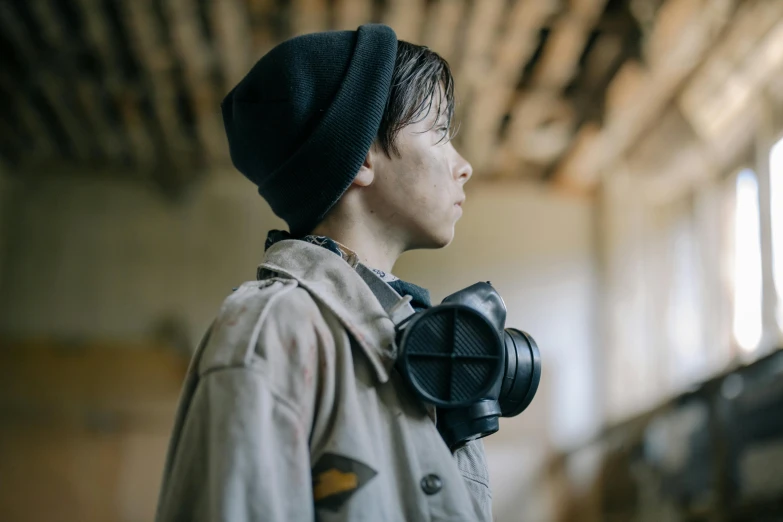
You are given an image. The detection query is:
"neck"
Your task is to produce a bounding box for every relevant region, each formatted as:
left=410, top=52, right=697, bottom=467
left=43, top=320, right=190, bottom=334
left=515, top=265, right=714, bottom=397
left=311, top=216, right=405, bottom=274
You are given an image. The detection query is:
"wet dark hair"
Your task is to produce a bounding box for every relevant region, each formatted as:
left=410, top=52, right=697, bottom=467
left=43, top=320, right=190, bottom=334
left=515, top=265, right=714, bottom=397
left=375, top=41, right=458, bottom=157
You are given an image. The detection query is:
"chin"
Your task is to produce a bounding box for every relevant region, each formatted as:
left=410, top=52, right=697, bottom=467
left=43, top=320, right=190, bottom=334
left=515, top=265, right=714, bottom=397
left=407, top=218, right=457, bottom=250
left=422, top=227, right=456, bottom=249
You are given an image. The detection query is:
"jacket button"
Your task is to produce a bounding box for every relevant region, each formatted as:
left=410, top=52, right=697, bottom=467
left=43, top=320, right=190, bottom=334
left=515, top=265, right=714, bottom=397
left=420, top=474, right=442, bottom=495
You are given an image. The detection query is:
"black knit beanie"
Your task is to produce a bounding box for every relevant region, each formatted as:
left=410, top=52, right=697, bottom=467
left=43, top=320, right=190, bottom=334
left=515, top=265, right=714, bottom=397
left=221, top=24, right=398, bottom=236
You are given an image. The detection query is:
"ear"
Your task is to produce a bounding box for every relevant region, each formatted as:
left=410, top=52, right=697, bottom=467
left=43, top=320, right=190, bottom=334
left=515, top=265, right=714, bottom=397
left=352, top=148, right=375, bottom=187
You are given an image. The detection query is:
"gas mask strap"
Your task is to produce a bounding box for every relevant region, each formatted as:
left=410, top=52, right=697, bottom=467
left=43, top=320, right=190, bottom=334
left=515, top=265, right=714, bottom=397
left=354, top=264, right=416, bottom=325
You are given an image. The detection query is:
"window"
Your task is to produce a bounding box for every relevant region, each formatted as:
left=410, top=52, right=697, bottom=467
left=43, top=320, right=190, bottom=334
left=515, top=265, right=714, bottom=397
left=771, top=137, right=783, bottom=333
left=733, top=169, right=763, bottom=352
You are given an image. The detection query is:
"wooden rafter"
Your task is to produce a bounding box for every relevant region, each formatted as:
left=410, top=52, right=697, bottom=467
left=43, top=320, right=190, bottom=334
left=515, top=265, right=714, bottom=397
left=450, top=0, right=508, bottom=172
left=626, top=105, right=699, bottom=177
left=464, top=0, right=558, bottom=172
left=118, top=0, right=192, bottom=171
left=578, top=32, right=626, bottom=94
left=532, top=0, right=608, bottom=90
left=0, top=70, right=57, bottom=161
left=246, top=0, right=276, bottom=57
left=333, top=0, right=372, bottom=31
left=554, top=0, right=737, bottom=190
left=627, top=106, right=713, bottom=203
left=211, top=0, right=253, bottom=94
left=165, top=0, right=228, bottom=165
left=455, top=0, right=505, bottom=100
left=491, top=0, right=607, bottom=178
left=0, top=3, right=92, bottom=161
left=31, top=0, right=126, bottom=163
left=678, top=0, right=783, bottom=142
left=0, top=0, right=770, bottom=198
left=293, top=0, right=328, bottom=36
left=73, top=0, right=155, bottom=167
left=637, top=11, right=783, bottom=203
left=383, top=0, right=426, bottom=43
left=421, top=0, right=465, bottom=63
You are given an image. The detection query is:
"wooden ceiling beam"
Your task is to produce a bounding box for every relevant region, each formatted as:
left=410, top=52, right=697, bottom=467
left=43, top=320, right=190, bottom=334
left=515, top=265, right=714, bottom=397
left=211, top=0, right=253, bottom=93
left=603, top=60, right=647, bottom=127
left=580, top=32, right=625, bottom=91
left=625, top=105, right=699, bottom=176
left=74, top=0, right=155, bottom=167
left=551, top=122, right=600, bottom=194
left=553, top=0, right=736, bottom=191
left=491, top=0, right=606, bottom=177
left=564, top=31, right=627, bottom=129
left=627, top=105, right=716, bottom=204
left=455, top=0, right=505, bottom=98
left=422, top=0, right=465, bottom=63
left=531, top=17, right=588, bottom=89
left=0, top=3, right=93, bottom=162
left=0, top=70, right=57, bottom=162
left=383, top=0, right=426, bottom=43
left=334, top=0, right=373, bottom=31
left=511, top=92, right=574, bottom=161
left=464, top=0, right=558, bottom=173
left=165, top=0, right=229, bottom=165
left=457, top=0, right=544, bottom=171
left=293, top=0, right=329, bottom=36
left=768, top=63, right=783, bottom=108
left=118, top=0, right=192, bottom=171
left=31, top=0, right=126, bottom=164
left=532, top=0, right=608, bottom=90
left=645, top=14, right=783, bottom=203
left=678, top=1, right=783, bottom=142
left=554, top=59, right=646, bottom=189
left=246, top=0, right=276, bottom=57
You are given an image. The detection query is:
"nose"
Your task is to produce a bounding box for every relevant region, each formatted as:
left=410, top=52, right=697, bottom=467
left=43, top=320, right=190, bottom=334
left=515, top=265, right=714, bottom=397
left=453, top=150, right=473, bottom=185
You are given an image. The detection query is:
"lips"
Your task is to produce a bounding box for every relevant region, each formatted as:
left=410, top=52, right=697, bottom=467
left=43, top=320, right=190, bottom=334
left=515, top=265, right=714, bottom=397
left=454, top=198, right=465, bottom=217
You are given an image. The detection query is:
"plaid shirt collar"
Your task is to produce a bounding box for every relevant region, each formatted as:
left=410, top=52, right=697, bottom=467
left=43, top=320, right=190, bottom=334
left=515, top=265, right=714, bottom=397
left=265, top=230, right=431, bottom=311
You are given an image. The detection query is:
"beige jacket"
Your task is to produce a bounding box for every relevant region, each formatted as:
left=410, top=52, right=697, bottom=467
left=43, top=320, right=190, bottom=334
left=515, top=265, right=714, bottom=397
left=156, top=239, right=493, bottom=521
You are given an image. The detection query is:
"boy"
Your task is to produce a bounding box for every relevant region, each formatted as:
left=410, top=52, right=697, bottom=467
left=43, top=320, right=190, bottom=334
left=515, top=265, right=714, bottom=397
left=156, top=24, right=490, bottom=521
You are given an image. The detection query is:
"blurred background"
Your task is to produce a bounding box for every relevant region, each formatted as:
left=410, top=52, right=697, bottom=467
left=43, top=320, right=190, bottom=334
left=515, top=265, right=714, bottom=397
left=0, top=0, right=782, bottom=521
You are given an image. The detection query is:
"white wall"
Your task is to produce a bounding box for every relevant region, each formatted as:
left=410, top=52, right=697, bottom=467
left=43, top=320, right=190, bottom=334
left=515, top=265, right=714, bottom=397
left=0, top=172, right=597, bottom=521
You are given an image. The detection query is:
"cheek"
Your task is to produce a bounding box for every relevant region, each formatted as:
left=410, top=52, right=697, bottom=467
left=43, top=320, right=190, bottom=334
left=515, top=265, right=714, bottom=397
left=386, top=140, right=453, bottom=216
left=414, top=150, right=449, bottom=192
left=392, top=153, right=432, bottom=202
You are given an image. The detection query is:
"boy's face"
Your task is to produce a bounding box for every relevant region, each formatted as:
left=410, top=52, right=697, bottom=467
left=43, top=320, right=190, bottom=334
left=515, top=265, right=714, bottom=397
left=368, top=106, right=473, bottom=250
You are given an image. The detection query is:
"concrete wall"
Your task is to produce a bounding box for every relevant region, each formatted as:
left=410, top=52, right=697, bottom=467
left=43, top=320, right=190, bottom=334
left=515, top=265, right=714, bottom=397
left=0, top=343, right=186, bottom=522
left=0, top=167, right=19, bottom=284
left=0, top=172, right=284, bottom=347
left=0, top=171, right=597, bottom=521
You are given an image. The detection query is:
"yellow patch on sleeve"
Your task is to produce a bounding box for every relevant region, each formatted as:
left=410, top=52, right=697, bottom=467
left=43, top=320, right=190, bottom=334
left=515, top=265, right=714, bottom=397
left=311, top=452, right=377, bottom=511
left=313, top=468, right=359, bottom=501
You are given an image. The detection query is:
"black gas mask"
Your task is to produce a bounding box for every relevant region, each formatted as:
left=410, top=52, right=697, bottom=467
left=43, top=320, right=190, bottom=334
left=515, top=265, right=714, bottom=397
left=395, top=282, right=541, bottom=450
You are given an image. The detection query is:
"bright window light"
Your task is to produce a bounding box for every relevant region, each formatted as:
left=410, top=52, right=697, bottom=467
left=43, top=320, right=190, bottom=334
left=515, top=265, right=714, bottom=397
left=771, top=137, right=783, bottom=332
left=733, top=169, right=763, bottom=352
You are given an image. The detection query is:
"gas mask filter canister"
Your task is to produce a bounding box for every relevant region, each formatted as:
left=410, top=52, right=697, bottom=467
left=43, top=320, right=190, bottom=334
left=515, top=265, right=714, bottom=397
left=394, top=282, right=541, bottom=450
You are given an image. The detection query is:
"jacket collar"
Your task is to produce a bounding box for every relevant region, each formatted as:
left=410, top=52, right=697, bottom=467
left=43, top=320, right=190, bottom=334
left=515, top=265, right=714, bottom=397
left=259, top=239, right=404, bottom=383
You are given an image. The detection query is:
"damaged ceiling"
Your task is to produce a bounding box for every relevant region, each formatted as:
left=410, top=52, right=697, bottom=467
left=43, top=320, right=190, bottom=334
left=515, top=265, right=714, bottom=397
left=0, top=0, right=780, bottom=197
